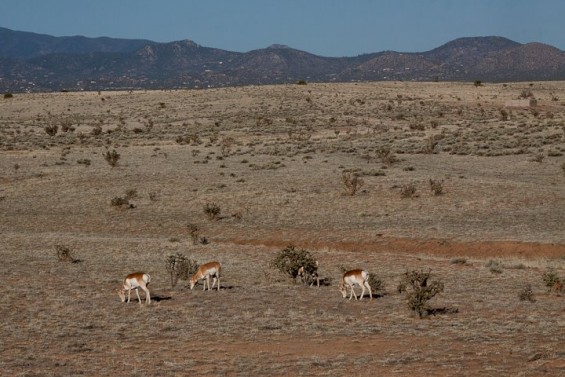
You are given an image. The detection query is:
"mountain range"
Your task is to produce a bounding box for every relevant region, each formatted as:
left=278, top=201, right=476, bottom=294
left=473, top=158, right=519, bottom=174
left=1, top=27, right=564, bottom=92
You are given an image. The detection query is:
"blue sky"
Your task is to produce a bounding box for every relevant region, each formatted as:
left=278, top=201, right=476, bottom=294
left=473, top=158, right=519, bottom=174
left=1, top=0, right=563, bottom=57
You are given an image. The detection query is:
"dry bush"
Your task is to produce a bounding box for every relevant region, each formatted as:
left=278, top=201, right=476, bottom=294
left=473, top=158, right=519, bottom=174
left=220, top=137, right=235, bottom=156
left=486, top=260, right=503, bottom=274
left=519, top=89, right=534, bottom=99
left=530, top=153, right=544, bottom=163
left=341, top=171, right=364, bottom=196
left=368, top=272, right=385, bottom=295
left=187, top=223, right=200, bottom=245
left=397, top=269, right=445, bottom=318
left=450, top=257, right=467, bottom=265
left=44, top=125, right=58, bottom=136
left=409, top=122, right=426, bottom=131
left=110, top=196, right=129, bottom=207
left=429, top=179, right=444, bottom=196
left=165, top=253, right=199, bottom=288
left=124, top=189, right=138, bottom=200
left=91, top=125, right=102, bottom=136
left=204, top=202, right=221, bottom=221
left=424, top=135, right=442, bottom=154
left=376, top=147, right=397, bottom=165
left=271, top=245, right=317, bottom=281
left=400, top=182, right=417, bottom=198
left=55, top=244, right=77, bottom=263
left=542, top=270, right=562, bottom=293
left=499, top=108, right=509, bottom=121
left=518, top=283, right=535, bottom=302
left=103, top=149, right=120, bottom=167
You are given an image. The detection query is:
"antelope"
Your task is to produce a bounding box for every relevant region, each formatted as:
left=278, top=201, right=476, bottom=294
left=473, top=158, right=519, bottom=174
left=339, top=269, right=372, bottom=300
left=190, top=261, right=221, bottom=291
left=117, top=272, right=151, bottom=304
left=298, top=261, right=320, bottom=287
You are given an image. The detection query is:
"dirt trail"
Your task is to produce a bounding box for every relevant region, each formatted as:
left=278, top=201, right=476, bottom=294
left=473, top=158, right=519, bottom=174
left=226, top=236, right=565, bottom=259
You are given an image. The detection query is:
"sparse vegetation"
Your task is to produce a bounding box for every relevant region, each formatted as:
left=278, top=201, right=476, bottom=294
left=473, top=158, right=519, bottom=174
left=44, top=125, right=58, bottom=136
left=341, top=171, right=364, bottom=195
left=271, top=245, right=317, bottom=281
left=518, top=283, right=535, bottom=302
left=486, top=259, right=503, bottom=274
left=397, top=269, right=445, bottom=318
left=204, top=202, right=221, bottom=221
left=429, top=179, right=444, bottom=196
left=103, top=149, right=120, bottom=167
left=542, top=270, right=562, bottom=293
left=450, top=257, right=467, bottom=265
left=165, top=253, right=199, bottom=288
left=187, top=223, right=200, bottom=245
left=110, top=196, right=129, bottom=207
left=55, top=244, right=77, bottom=263
left=2, top=81, right=564, bottom=376
left=400, top=182, right=417, bottom=198
left=367, top=272, right=385, bottom=294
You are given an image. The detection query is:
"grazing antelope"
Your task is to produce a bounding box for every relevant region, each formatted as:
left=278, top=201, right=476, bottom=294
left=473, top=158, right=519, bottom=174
left=339, top=269, right=372, bottom=300
left=117, top=272, right=151, bottom=304
left=298, top=261, right=320, bottom=287
left=190, top=261, right=221, bottom=291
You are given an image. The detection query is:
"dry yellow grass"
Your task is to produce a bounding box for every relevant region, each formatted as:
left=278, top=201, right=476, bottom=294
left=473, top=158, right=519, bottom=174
left=1, top=81, right=564, bottom=376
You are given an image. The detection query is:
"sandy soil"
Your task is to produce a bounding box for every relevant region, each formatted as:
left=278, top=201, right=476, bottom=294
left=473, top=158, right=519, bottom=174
left=1, top=81, right=564, bottom=376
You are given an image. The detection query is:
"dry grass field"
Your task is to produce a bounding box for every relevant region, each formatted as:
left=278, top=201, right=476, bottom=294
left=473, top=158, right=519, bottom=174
left=1, top=81, right=564, bottom=376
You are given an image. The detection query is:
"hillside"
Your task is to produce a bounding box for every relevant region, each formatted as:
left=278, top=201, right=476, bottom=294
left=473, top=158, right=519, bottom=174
left=0, top=28, right=564, bottom=92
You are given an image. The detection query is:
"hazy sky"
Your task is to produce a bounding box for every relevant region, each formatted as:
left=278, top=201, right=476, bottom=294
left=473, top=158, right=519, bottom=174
left=1, top=0, right=563, bottom=57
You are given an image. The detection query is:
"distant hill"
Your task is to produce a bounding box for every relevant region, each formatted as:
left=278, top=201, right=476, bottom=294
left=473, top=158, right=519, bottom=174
left=0, top=27, right=152, bottom=60
left=0, top=28, right=564, bottom=92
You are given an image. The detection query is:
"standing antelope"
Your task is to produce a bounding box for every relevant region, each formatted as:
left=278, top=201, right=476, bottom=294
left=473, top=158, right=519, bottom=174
left=298, top=261, right=320, bottom=287
left=117, top=272, right=151, bottom=304
left=339, top=269, right=372, bottom=300
left=190, top=261, right=221, bottom=291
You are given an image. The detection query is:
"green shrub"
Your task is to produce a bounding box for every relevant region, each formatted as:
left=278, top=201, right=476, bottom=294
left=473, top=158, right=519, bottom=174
left=271, top=245, right=317, bottom=280
left=398, top=270, right=444, bottom=318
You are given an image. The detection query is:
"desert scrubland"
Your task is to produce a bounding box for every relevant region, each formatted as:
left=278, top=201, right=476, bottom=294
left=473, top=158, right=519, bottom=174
left=1, top=81, right=564, bottom=376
